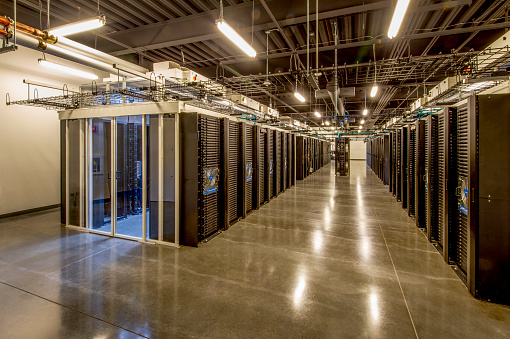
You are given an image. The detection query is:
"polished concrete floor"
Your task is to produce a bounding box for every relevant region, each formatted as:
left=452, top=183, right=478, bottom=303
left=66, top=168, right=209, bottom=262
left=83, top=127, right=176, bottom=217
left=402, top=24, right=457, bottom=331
left=1, top=160, right=510, bottom=338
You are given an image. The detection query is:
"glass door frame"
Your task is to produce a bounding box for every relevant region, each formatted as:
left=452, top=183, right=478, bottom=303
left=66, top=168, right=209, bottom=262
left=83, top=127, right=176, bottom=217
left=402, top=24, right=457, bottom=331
left=61, top=102, right=181, bottom=247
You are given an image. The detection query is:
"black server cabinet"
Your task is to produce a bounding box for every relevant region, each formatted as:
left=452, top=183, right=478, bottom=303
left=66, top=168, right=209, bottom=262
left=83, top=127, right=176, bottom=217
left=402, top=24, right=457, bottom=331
left=253, top=126, right=261, bottom=210
left=450, top=95, right=510, bottom=304
left=335, top=137, right=350, bottom=176
left=438, top=107, right=457, bottom=260
left=180, top=113, right=222, bottom=247
left=281, top=132, right=287, bottom=193
left=396, top=129, right=402, bottom=201
left=425, top=114, right=439, bottom=242
left=401, top=127, right=408, bottom=209
left=220, top=119, right=242, bottom=230
left=274, top=130, right=281, bottom=195
left=366, top=139, right=371, bottom=168
left=290, top=134, right=296, bottom=186
left=384, top=135, right=390, bottom=185
left=415, top=120, right=426, bottom=228
left=257, top=127, right=268, bottom=206
left=296, top=136, right=305, bottom=180
left=268, top=129, right=275, bottom=199
left=240, top=122, right=256, bottom=218
left=286, top=133, right=292, bottom=189
left=407, top=125, right=416, bottom=218
left=391, top=131, right=397, bottom=195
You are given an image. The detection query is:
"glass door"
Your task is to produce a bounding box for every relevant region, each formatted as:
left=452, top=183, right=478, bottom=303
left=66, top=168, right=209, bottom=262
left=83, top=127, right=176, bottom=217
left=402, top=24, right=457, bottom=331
left=115, top=115, right=144, bottom=239
left=90, top=117, right=112, bottom=233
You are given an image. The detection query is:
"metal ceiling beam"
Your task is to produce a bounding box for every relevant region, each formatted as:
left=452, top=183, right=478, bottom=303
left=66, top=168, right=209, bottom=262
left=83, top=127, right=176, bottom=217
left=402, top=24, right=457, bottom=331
left=107, top=0, right=469, bottom=56
left=217, top=22, right=510, bottom=65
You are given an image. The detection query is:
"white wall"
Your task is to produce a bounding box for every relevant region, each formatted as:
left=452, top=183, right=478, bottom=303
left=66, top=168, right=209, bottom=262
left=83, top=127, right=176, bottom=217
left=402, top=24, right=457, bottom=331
left=0, top=46, right=82, bottom=215
left=349, top=140, right=366, bottom=160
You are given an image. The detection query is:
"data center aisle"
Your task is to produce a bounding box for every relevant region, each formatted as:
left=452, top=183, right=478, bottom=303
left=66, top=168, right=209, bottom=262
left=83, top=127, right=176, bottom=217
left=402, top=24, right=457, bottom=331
left=1, top=161, right=510, bottom=338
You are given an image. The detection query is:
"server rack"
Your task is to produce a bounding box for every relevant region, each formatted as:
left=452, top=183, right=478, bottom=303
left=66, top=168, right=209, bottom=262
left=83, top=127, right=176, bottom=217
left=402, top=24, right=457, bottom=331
left=281, top=132, right=287, bottom=193
left=366, top=139, right=372, bottom=168
left=268, top=129, right=275, bottom=199
left=220, top=118, right=242, bottom=230
left=239, top=122, right=256, bottom=217
left=274, top=130, right=281, bottom=195
left=384, top=135, right=390, bottom=185
left=335, top=137, right=350, bottom=176
left=391, top=131, right=397, bottom=195
left=296, top=136, right=305, bottom=180
left=286, top=133, right=292, bottom=189
left=290, top=134, right=296, bottom=186
left=448, top=94, right=510, bottom=304
left=407, top=125, right=416, bottom=218
left=401, top=127, right=408, bottom=208
left=396, top=128, right=402, bottom=201
left=415, top=120, right=426, bottom=228
left=425, top=114, right=439, bottom=241
left=180, top=113, right=222, bottom=246
left=438, top=107, right=457, bottom=260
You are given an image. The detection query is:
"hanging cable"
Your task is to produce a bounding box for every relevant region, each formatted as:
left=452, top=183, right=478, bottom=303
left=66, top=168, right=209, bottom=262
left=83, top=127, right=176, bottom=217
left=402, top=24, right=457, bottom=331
left=220, top=0, right=223, bottom=20
left=47, top=0, right=50, bottom=29
left=39, top=0, right=43, bottom=31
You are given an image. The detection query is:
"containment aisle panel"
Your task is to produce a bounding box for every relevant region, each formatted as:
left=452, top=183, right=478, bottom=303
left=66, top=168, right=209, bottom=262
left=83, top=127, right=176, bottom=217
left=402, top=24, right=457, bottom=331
left=407, top=126, right=416, bottom=218
left=425, top=114, right=439, bottom=242
left=415, top=120, right=426, bottom=228
left=286, top=133, right=292, bottom=189
left=290, top=134, right=296, bottom=186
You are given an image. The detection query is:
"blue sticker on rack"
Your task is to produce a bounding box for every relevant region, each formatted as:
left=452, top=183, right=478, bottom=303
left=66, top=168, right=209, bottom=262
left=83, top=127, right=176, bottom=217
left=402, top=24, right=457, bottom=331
left=459, top=205, right=468, bottom=215
left=205, top=187, right=218, bottom=195
left=209, top=174, right=213, bottom=181
left=464, top=188, right=468, bottom=197
left=246, top=176, right=252, bottom=182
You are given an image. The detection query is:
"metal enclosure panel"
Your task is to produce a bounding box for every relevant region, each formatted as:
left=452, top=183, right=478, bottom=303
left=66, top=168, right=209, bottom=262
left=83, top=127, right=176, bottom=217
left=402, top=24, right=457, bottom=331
left=179, top=113, right=199, bottom=246
left=274, top=130, right=281, bottom=196
left=60, top=120, right=67, bottom=224
left=239, top=122, right=246, bottom=218
left=245, top=124, right=254, bottom=214
left=443, top=107, right=457, bottom=262
left=474, top=94, right=510, bottom=304
left=281, top=132, right=287, bottom=193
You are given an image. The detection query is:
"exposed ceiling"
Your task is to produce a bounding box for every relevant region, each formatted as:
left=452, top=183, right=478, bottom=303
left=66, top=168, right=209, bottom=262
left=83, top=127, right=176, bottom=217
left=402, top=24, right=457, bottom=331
left=2, top=0, right=510, bottom=129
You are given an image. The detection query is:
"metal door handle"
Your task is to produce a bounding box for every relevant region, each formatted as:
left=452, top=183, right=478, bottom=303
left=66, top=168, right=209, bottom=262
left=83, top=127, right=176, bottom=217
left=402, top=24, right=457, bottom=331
left=116, top=171, right=121, bottom=179
left=108, top=170, right=112, bottom=179
left=456, top=187, right=461, bottom=197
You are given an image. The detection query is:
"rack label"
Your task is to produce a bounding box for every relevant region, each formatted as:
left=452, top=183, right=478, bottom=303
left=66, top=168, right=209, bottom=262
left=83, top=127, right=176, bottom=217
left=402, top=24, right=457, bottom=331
left=459, top=205, right=468, bottom=215
left=204, top=167, right=219, bottom=195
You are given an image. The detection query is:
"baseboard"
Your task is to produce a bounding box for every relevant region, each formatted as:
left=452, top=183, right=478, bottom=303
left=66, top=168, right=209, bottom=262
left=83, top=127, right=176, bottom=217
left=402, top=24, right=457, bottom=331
left=0, top=204, right=61, bottom=220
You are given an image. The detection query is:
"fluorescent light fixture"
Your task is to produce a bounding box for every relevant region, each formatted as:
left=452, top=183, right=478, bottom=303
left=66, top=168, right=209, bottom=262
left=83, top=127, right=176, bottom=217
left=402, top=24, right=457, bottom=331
left=370, top=84, right=378, bottom=98
left=216, top=19, right=256, bottom=57
left=325, top=120, right=330, bottom=126
left=388, top=0, right=410, bottom=39
left=314, top=111, right=321, bottom=118
left=38, top=59, right=98, bottom=79
left=294, top=91, right=306, bottom=102
left=361, top=119, right=365, bottom=124
left=363, top=109, right=368, bottom=115
left=49, top=15, right=106, bottom=37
